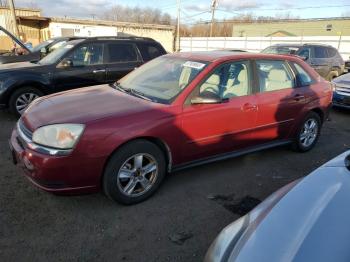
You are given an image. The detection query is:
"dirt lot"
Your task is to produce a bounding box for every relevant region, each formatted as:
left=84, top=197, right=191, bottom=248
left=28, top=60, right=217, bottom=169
left=0, top=108, right=349, bottom=262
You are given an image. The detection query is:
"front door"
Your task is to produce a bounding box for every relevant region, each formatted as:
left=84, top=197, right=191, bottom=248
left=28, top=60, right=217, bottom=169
left=181, top=60, right=258, bottom=163
left=53, top=43, right=106, bottom=91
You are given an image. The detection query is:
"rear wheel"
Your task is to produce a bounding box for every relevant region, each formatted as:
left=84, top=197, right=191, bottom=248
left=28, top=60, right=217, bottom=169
left=9, top=87, right=43, bottom=116
left=103, top=140, right=166, bottom=205
left=326, top=70, right=338, bottom=81
left=292, top=112, right=321, bottom=152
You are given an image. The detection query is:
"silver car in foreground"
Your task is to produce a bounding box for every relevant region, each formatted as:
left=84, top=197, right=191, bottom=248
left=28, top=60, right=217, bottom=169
left=205, top=150, right=350, bottom=262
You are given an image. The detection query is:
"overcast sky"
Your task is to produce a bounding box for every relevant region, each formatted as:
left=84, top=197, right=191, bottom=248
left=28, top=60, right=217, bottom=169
left=14, top=0, right=350, bottom=22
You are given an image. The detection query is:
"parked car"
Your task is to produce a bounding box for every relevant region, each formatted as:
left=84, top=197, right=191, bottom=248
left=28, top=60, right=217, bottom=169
left=332, top=72, right=350, bottom=108
left=0, top=36, right=167, bottom=115
left=9, top=51, right=332, bottom=204
left=204, top=150, right=350, bottom=262
left=261, top=44, right=345, bottom=81
left=345, top=59, right=350, bottom=73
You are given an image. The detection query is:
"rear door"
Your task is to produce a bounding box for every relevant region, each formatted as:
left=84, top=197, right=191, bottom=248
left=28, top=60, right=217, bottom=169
left=105, top=42, right=143, bottom=82
left=181, top=60, right=258, bottom=162
left=53, top=42, right=106, bottom=91
left=252, top=59, right=307, bottom=143
left=309, top=46, right=330, bottom=78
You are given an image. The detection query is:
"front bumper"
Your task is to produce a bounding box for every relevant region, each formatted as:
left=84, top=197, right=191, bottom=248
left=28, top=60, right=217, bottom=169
left=332, top=92, right=350, bottom=109
left=9, top=127, right=102, bottom=194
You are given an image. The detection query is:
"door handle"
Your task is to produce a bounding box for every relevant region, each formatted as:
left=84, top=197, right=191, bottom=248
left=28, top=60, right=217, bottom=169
left=93, top=69, right=106, bottom=74
left=242, top=103, right=257, bottom=112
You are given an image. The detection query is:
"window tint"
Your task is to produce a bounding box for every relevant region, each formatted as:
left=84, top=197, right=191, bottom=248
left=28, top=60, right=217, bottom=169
left=107, top=43, right=138, bottom=63
left=137, top=43, right=164, bottom=61
left=199, top=61, right=250, bottom=99
left=293, top=62, right=313, bottom=86
left=256, top=60, right=294, bottom=92
left=66, top=43, right=103, bottom=66
left=314, top=46, right=328, bottom=58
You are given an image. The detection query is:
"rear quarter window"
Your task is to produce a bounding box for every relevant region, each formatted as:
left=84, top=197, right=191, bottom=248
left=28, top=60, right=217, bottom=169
left=137, top=42, right=165, bottom=62
left=292, top=62, right=314, bottom=86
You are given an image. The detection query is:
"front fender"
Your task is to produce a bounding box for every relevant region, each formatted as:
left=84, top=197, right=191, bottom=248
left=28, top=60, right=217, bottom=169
left=0, top=73, right=51, bottom=105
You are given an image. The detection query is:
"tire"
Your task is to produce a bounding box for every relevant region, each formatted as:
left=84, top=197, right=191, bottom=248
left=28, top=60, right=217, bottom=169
left=326, top=70, right=338, bottom=81
left=292, top=112, right=322, bottom=152
left=9, top=87, right=43, bottom=117
left=103, top=140, right=166, bottom=205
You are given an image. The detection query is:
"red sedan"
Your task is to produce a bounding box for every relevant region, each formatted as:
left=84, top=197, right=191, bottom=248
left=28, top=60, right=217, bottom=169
left=10, top=51, right=333, bottom=204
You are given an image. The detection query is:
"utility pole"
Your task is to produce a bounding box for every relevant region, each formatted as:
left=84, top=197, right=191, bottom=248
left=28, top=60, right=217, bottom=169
left=176, top=0, right=180, bottom=51
left=8, top=0, right=20, bottom=37
left=210, top=0, right=218, bottom=37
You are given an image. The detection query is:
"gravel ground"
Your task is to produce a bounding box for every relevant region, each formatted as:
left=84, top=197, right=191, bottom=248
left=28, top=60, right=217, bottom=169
left=0, top=108, right=349, bottom=262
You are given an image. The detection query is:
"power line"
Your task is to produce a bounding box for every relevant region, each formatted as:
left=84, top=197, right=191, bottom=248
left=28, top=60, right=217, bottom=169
left=216, top=4, right=350, bottom=13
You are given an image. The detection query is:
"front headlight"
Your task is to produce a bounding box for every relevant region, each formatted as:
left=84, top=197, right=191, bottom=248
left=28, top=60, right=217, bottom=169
left=32, top=124, right=85, bottom=149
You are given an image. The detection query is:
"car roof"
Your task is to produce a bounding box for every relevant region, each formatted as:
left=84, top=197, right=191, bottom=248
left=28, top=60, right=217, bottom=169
left=168, top=51, right=299, bottom=63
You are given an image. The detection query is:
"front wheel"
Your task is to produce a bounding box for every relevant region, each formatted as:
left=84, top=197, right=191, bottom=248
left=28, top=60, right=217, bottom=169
left=9, top=87, right=43, bottom=116
left=292, top=112, right=321, bottom=152
left=103, top=140, right=166, bottom=205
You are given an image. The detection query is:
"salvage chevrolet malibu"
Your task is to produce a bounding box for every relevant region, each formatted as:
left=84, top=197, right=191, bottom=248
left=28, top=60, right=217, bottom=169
left=9, top=51, right=333, bottom=204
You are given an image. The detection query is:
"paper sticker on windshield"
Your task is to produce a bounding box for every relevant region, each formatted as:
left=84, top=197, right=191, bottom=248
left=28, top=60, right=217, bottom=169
left=183, top=61, right=205, bottom=70
left=64, top=44, right=74, bottom=49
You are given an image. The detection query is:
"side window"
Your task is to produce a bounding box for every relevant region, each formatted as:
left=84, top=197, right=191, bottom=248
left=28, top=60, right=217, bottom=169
left=66, top=43, right=103, bottom=66
left=327, top=47, right=337, bottom=58
left=314, top=46, right=328, bottom=58
left=199, top=61, right=250, bottom=99
left=256, top=60, right=295, bottom=92
left=293, top=62, right=313, bottom=86
left=107, top=43, right=138, bottom=63
left=137, top=43, right=164, bottom=62
left=297, top=48, right=311, bottom=59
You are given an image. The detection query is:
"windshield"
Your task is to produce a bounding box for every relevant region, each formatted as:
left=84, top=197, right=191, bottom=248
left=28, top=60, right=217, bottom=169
left=117, top=56, right=208, bottom=104
left=32, top=39, right=55, bottom=52
left=262, top=46, right=300, bottom=55
left=38, top=42, right=76, bottom=65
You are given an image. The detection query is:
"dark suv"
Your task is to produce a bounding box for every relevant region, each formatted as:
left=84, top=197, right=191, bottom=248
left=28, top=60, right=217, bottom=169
left=0, top=36, right=166, bottom=115
left=262, top=44, right=345, bottom=81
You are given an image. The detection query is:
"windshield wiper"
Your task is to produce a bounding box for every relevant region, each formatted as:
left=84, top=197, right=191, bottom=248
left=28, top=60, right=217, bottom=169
left=129, top=89, right=152, bottom=101
left=113, top=82, right=131, bottom=93
left=113, top=82, right=153, bottom=102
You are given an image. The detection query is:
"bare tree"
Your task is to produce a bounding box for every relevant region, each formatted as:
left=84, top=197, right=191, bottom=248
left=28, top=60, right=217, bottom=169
left=101, top=4, right=172, bottom=25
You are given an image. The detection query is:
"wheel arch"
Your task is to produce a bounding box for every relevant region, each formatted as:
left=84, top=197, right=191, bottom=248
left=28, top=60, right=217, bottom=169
left=5, top=81, right=48, bottom=106
left=100, top=136, right=173, bottom=186
left=310, top=107, right=325, bottom=124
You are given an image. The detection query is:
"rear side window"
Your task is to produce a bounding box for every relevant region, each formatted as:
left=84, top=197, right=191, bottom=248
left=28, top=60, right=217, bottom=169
left=107, top=43, right=138, bottom=63
left=256, top=60, right=295, bottom=92
left=292, top=62, right=314, bottom=86
left=137, top=43, right=165, bottom=62
left=327, top=47, right=337, bottom=57
left=314, top=46, right=328, bottom=58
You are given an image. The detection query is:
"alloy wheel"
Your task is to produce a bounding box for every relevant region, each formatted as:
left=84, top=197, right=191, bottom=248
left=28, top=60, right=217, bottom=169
left=300, top=118, right=318, bottom=148
left=15, top=93, right=39, bottom=115
left=117, top=153, right=158, bottom=197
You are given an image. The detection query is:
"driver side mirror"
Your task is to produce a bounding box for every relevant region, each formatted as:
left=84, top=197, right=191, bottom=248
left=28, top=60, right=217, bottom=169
left=58, top=58, right=73, bottom=68
left=191, top=92, right=223, bottom=105
left=299, top=55, right=309, bottom=61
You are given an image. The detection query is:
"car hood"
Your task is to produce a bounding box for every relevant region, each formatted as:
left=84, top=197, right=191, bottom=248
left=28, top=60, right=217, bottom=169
left=230, top=150, right=350, bottom=262
left=332, top=73, right=350, bottom=87
left=22, top=85, right=165, bottom=130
